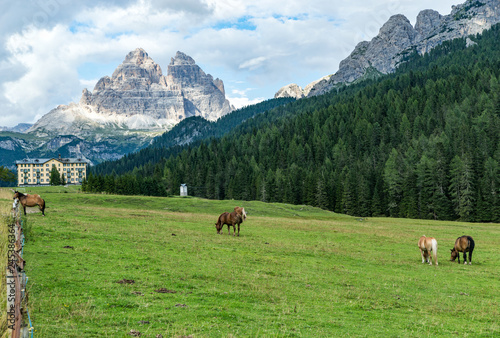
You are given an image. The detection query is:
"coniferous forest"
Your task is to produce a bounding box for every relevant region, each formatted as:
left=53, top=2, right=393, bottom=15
left=85, top=24, right=500, bottom=222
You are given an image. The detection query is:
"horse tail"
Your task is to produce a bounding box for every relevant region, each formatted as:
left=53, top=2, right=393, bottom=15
left=431, top=238, right=438, bottom=265
left=41, top=197, right=46, bottom=215
left=467, top=236, right=475, bottom=253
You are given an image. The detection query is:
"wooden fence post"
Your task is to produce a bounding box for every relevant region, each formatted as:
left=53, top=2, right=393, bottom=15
left=6, top=202, right=31, bottom=338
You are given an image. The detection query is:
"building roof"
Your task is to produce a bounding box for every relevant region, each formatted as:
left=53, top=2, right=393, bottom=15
left=15, top=157, right=89, bottom=165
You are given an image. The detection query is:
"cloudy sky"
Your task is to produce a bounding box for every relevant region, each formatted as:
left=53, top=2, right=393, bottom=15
left=0, top=0, right=459, bottom=127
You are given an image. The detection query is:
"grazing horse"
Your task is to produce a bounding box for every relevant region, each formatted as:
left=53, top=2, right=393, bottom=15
left=215, top=207, right=247, bottom=236
left=450, top=236, right=475, bottom=265
left=418, top=235, right=438, bottom=266
left=13, top=191, right=46, bottom=216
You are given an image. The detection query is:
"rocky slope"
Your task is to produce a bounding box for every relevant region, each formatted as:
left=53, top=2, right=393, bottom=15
left=276, top=0, right=500, bottom=99
left=29, top=49, right=233, bottom=137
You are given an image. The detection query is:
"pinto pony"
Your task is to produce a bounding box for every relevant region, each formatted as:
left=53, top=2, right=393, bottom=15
left=418, top=236, right=438, bottom=265
left=215, top=207, right=247, bottom=236
left=13, top=191, right=46, bottom=216
left=450, top=236, right=475, bottom=265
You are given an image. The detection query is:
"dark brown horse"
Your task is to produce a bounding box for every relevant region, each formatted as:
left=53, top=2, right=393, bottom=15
left=450, top=236, right=475, bottom=265
left=215, top=207, right=247, bottom=236
left=13, top=191, right=46, bottom=216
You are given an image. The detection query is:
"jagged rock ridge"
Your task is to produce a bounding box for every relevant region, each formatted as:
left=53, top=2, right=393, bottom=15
left=276, top=0, right=500, bottom=99
left=29, top=49, right=234, bottom=137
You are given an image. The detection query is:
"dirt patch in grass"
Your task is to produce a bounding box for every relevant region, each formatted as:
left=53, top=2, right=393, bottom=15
left=155, top=288, right=177, bottom=293
left=116, top=279, right=135, bottom=284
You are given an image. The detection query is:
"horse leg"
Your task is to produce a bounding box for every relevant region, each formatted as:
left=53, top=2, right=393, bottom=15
left=237, top=223, right=240, bottom=237
left=468, top=250, right=472, bottom=265
left=40, top=203, right=45, bottom=216
left=23, top=205, right=27, bottom=215
left=463, top=252, right=467, bottom=265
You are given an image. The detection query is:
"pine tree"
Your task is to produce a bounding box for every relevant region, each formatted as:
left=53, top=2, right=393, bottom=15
left=104, top=175, right=116, bottom=194
left=384, top=148, right=403, bottom=217
left=479, top=157, right=500, bottom=222
left=50, top=166, right=61, bottom=186
left=370, top=179, right=384, bottom=217
left=449, top=155, right=476, bottom=221
left=315, top=177, right=328, bottom=210
left=0, top=166, right=16, bottom=183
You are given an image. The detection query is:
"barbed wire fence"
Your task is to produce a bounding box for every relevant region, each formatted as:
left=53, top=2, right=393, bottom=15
left=6, top=200, right=33, bottom=338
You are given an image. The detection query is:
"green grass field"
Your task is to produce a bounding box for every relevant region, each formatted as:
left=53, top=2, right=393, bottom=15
left=1, top=187, right=499, bottom=337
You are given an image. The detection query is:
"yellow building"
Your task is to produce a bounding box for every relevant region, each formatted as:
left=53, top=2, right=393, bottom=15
left=15, top=156, right=89, bottom=186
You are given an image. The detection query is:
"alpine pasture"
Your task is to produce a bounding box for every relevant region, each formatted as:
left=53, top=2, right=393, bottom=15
left=1, top=187, right=499, bottom=337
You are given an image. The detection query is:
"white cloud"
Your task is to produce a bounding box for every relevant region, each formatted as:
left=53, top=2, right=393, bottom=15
left=0, top=0, right=459, bottom=127
left=227, top=86, right=263, bottom=103
left=239, top=56, right=267, bottom=70
left=227, top=95, right=265, bottom=109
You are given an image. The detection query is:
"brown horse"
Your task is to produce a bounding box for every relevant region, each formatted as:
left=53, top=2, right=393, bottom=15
left=215, top=207, right=247, bottom=236
left=450, top=236, right=475, bottom=265
left=13, top=191, right=46, bottom=216
left=418, top=235, right=438, bottom=266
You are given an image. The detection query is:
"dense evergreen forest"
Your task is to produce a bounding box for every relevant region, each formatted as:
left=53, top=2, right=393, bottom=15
left=85, top=24, right=500, bottom=222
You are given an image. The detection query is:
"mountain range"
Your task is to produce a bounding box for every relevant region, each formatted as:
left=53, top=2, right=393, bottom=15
left=0, top=124, right=32, bottom=133
left=275, top=0, right=500, bottom=98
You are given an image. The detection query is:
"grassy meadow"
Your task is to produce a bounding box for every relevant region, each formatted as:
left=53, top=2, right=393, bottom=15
left=1, top=187, right=499, bottom=337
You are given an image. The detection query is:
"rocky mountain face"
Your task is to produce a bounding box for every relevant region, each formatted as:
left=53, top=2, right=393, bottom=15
left=0, top=49, right=234, bottom=167
left=276, top=0, right=500, bottom=99
left=30, top=49, right=233, bottom=137
left=274, top=84, right=306, bottom=100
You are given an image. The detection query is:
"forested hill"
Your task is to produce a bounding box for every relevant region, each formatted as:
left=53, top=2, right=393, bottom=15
left=92, top=97, right=294, bottom=176
left=85, top=24, right=500, bottom=222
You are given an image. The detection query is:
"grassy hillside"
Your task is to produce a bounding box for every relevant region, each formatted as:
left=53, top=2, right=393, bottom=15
left=6, top=188, right=499, bottom=337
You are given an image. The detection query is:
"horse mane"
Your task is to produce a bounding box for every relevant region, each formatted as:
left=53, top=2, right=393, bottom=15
left=234, top=207, right=247, bottom=220
left=14, top=191, right=25, bottom=197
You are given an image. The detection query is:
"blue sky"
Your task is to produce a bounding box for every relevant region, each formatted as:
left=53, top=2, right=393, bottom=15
left=0, top=0, right=459, bottom=127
